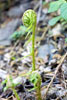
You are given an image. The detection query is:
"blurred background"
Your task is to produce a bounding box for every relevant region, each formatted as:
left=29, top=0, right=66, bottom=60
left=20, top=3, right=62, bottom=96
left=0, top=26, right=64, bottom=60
left=0, top=0, right=51, bottom=45
left=0, top=1, right=67, bottom=100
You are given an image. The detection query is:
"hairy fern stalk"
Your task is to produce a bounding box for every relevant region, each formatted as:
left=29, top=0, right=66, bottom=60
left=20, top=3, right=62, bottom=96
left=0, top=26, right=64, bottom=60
left=22, top=9, right=37, bottom=71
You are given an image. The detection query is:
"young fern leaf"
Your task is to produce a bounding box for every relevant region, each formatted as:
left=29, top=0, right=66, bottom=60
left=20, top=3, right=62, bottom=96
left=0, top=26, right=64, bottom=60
left=22, top=9, right=37, bottom=71
left=29, top=72, right=42, bottom=100
left=10, top=26, right=27, bottom=40
left=24, top=35, right=32, bottom=47
left=49, top=16, right=61, bottom=26
left=25, top=28, right=32, bottom=39
left=48, top=0, right=66, bottom=13
left=2, top=75, right=20, bottom=100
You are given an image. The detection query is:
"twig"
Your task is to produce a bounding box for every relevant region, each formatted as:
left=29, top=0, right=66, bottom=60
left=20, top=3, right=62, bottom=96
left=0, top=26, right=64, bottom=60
left=10, top=39, right=20, bottom=57
left=44, top=52, right=67, bottom=99
left=34, top=0, right=42, bottom=24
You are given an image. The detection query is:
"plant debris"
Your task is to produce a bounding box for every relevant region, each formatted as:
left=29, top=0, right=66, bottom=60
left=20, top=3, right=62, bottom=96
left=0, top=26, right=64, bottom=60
left=0, top=0, right=67, bottom=100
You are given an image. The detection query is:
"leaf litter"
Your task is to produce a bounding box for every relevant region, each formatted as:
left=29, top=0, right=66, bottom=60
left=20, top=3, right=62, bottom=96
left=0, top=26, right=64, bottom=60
left=0, top=0, right=67, bottom=100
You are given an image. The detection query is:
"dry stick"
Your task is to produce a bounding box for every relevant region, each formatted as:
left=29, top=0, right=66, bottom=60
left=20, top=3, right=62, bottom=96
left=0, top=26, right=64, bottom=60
left=37, top=0, right=42, bottom=24
left=44, top=52, right=67, bottom=99
left=10, top=39, right=20, bottom=57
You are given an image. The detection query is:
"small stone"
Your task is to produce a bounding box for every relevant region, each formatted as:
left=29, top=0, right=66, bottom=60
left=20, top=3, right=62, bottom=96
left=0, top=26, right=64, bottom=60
left=7, top=3, right=32, bottom=18
left=49, top=59, right=57, bottom=65
left=62, top=63, right=67, bottom=77
left=0, top=69, right=7, bottom=79
left=0, top=19, right=21, bottom=46
left=38, top=44, right=55, bottom=60
left=4, top=53, right=10, bottom=62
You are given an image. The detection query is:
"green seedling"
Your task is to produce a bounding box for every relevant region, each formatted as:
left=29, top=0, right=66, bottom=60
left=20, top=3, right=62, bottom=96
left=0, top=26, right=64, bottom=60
left=22, top=9, right=37, bottom=71
left=29, top=71, right=42, bottom=100
left=2, top=75, right=20, bottom=100
left=10, top=26, right=27, bottom=40
left=48, top=0, right=67, bottom=26
left=65, top=38, right=67, bottom=43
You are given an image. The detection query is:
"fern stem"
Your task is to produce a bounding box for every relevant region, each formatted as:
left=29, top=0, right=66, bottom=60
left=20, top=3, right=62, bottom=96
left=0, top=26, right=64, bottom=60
left=12, top=88, right=20, bottom=100
left=36, top=87, right=42, bottom=100
left=32, top=24, right=36, bottom=71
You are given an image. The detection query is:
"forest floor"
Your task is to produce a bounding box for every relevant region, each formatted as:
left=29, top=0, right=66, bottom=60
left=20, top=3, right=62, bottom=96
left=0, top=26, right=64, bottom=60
left=0, top=0, right=67, bottom=100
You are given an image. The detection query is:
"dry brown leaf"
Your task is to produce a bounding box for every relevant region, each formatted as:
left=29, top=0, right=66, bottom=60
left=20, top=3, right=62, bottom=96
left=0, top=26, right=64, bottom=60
left=0, top=50, right=4, bottom=55
left=0, top=97, right=7, bottom=100
left=53, top=54, right=61, bottom=59
left=53, top=34, right=64, bottom=40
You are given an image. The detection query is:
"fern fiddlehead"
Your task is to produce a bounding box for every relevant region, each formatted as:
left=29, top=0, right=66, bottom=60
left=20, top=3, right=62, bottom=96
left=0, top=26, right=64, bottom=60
left=30, top=71, right=42, bottom=100
left=22, top=9, right=37, bottom=71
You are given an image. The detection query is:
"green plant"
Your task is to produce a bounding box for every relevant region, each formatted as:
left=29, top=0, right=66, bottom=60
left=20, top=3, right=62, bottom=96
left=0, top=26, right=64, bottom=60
left=48, top=0, right=67, bottom=26
left=10, top=26, right=27, bottom=40
left=29, top=71, right=42, bottom=100
left=2, top=75, right=20, bottom=100
left=65, top=38, right=67, bottom=43
left=22, top=9, right=37, bottom=71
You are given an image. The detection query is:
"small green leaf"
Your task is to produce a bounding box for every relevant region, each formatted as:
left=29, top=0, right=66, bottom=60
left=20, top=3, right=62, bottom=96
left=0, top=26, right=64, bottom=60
left=10, top=26, right=27, bottom=40
left=11, top=56, right=16, bottom=60
left=24, top=35, right=32, bottom=46
left=4, top=87, right=8, bottom=92
left=65, top=38, right=67, bottom=43
left=42, top=1, right=47, bottom=5
left=49, top=16, right=61, bottom=26
left=2, top=80, right=7, bottom=85
left=60, top=3, right=67, bottom=21
left=48, top=1, right=61, bottom=13
left=48, top=0, right=65, bottom=13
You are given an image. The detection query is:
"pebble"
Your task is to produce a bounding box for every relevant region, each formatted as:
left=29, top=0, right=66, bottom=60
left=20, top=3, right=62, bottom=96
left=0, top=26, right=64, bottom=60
left=4, top=53, right=10, bottom=62
left=7, top=3, right=32, bottom=18
left=38, top=43, right=55, bottom=60
left=7, top=5, right=25, bottom=18
left=49, top=59, right=57, bottom=65
left=0, top=69, right=7, bottom=79
left=0, top=19, right=21, bottom=46
left=62, top=63, right=67, bottom=77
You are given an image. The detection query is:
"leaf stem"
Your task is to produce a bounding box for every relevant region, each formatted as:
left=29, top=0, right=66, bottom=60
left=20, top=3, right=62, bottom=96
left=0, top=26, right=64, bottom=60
left=32, top=24, right=36, bottom=71
left=12, top=88, right=20, bottom=100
